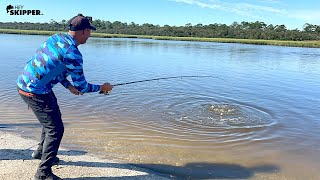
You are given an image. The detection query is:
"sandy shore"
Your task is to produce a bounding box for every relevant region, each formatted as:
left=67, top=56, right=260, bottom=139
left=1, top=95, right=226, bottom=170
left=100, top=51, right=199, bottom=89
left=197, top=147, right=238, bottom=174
left=0, top=131, right=170, bottom=180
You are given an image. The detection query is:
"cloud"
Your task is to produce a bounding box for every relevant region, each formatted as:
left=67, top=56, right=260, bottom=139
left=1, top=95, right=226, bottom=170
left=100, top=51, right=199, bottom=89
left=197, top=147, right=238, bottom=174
left=173, top=0, right=221, bottom=9
left=288, top=10, right=320, bottom=23
left=235, top=3, right=283, bottom=13
left=171, top=0, right=285, bottom=18
left=257, top=0, right=281, bottom=3
left=171, top=0, right=320, bottom=27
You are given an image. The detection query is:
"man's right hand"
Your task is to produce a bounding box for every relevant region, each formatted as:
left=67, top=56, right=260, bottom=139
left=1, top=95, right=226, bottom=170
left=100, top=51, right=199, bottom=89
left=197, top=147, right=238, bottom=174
left=100, top=82, right=113, bottom=93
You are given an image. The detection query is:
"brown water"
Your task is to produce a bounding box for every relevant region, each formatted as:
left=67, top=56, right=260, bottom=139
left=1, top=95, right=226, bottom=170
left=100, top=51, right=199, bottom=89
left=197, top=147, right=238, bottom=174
left=1, top=34, right=320, bottom=179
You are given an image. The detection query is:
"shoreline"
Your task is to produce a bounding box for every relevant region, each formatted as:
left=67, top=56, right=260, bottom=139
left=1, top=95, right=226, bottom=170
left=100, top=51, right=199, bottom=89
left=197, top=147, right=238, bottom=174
left=1, top=28, right=320, bottom=48
left=0, top=131, right=170, bottom=180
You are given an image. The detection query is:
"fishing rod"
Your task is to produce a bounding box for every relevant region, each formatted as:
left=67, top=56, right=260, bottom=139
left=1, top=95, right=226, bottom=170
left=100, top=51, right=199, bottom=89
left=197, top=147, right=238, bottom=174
left=99, top=75, right=221, bottom=95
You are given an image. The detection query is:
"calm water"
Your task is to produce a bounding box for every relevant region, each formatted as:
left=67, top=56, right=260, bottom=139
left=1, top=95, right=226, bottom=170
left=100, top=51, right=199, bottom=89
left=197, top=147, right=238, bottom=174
left=1, top=34, right=320, bottom=179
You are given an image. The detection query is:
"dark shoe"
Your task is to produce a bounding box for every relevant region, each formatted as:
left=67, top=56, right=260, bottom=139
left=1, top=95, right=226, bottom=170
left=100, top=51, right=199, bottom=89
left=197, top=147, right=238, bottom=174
left=32, top=150, right=60, bottom=165
left=34, top=170, right=62, bottom=180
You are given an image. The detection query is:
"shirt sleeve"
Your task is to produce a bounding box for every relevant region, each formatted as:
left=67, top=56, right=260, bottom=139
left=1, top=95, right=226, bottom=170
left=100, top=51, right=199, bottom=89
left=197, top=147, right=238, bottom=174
left=63, top=46, right=100, bottom=93
left=60, top=79, right=72, bottom=89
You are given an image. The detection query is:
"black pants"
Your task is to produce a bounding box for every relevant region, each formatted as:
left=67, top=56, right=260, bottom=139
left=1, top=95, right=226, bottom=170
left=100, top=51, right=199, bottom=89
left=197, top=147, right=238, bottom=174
left=19, top=89, right=64, bottom=173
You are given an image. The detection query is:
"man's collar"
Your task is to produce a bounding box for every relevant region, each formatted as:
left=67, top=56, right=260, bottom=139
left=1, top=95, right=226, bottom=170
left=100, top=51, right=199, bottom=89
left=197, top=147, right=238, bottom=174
left=66, top=32, right=78, bottom=46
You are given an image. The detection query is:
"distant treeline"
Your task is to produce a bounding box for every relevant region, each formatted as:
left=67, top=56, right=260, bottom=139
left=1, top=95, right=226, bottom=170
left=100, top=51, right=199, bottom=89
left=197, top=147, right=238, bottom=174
left=1, top=20, right=320, bottom=41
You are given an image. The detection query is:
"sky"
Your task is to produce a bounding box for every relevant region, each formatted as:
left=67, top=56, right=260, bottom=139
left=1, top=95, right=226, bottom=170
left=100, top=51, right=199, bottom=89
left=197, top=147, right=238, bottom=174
left=0, top=0, right=320, bottom=30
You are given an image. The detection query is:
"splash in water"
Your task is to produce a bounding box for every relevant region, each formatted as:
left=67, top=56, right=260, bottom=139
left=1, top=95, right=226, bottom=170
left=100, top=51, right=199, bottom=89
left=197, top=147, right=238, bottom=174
left=204, top=104, right=273, bottom=128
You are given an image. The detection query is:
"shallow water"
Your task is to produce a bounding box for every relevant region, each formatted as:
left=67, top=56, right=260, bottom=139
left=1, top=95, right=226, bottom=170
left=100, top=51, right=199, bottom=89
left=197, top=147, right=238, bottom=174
left=1, top=34, right=320, bottom=179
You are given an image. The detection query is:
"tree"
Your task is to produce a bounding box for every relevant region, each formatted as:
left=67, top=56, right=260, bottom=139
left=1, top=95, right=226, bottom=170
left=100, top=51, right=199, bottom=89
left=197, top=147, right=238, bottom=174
left=303, top=23, right=316, bottom=32
left=1, top=20, right=320, bottom=41
left=275, top=25, right=287, bottom=32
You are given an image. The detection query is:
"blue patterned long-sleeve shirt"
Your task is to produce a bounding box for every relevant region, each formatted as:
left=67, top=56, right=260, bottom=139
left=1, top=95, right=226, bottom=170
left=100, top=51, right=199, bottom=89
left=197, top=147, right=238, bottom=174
left=17, top=33, right=100, bottom=94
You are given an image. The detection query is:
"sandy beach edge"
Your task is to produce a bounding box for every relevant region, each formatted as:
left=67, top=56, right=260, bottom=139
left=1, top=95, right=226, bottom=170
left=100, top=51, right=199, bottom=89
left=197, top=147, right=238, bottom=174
left=0, top=131, right=171, bottom=180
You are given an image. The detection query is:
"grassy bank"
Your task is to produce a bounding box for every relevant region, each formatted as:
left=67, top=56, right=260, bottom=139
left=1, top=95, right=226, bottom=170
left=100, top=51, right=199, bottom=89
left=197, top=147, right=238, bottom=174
left=1, top=28, right=320, bottom=48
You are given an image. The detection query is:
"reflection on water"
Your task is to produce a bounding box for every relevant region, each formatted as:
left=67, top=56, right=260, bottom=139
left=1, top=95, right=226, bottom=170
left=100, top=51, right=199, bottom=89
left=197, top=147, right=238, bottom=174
left=1, top=34, right=320, bottom=179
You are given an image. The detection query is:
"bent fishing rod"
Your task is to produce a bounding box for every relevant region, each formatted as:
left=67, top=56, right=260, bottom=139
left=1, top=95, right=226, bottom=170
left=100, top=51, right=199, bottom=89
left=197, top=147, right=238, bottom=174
left=99, top=75, right=222, bottom=95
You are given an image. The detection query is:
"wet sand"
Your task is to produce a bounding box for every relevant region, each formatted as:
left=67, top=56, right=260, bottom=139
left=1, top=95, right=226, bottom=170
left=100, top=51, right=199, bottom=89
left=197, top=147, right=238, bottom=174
left=0, top=131, right=170, bottom=180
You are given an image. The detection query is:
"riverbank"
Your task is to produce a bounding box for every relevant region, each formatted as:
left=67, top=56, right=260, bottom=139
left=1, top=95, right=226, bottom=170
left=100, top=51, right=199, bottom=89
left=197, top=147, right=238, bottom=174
left=1, top=28, right=320, bottom=48
left=0, top=131, right=170, bottom=180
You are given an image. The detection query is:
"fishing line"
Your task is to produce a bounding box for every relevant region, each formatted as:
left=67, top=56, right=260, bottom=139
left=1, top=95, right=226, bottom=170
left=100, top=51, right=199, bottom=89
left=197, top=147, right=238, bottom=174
left=99, top=75, right=223, bottom=95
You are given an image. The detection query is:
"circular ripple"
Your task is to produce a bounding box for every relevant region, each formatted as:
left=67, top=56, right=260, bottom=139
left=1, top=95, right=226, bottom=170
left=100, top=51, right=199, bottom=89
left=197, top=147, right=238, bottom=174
left=163, top=96, right=275, bottom=129
left=91, top=91, right=278, bottom=146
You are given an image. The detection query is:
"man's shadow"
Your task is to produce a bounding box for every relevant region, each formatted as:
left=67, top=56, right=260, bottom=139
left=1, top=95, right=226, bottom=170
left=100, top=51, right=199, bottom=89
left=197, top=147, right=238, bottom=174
left=0, top=149, right=87, bottom=161
left=134, top=162, right=279, bottom=179
left=0, top=123, right=42, bottom=129
left=59, top=160, right=279, bottom=179
left=0, top=148, right=279, bottom=179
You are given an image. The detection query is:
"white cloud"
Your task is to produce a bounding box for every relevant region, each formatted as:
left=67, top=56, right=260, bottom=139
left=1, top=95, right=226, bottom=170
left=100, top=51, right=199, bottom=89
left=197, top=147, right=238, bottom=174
left=235, top=3, right=283, bottom=13
left=257, top=0, right=282, bottom=3
left=171, top=0, right=285, bottom=18
left=171, top=0, right=320, bottom=26
left=288, top=10, right=320, bottom=23
left=174, top=0, right=220, bottom=8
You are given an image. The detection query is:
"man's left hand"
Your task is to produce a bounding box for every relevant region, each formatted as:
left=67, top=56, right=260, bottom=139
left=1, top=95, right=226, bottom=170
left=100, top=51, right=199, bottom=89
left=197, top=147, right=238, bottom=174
left=68, top=85, right=83, bottom=95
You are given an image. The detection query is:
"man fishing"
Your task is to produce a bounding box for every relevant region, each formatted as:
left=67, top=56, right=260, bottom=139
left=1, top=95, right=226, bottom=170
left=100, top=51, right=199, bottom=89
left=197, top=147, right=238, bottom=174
left=17, top=14, right=112, bottom=180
